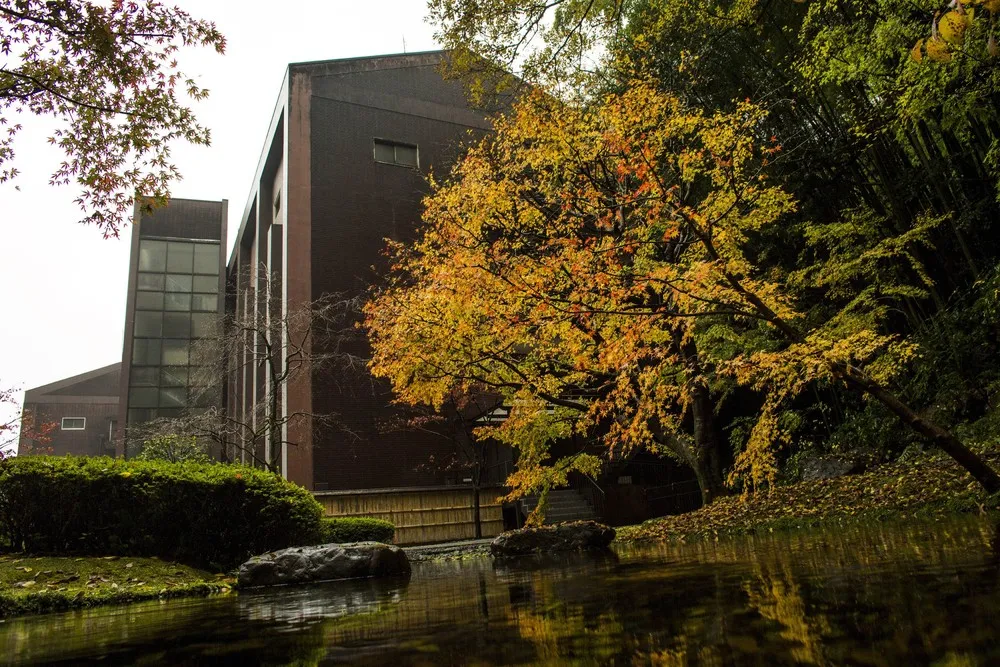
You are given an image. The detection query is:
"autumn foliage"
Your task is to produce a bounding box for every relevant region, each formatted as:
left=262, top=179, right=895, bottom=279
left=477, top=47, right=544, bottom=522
left=364, top=0, right=1000, bottom=508
left=366, top=78, right=998, bottom=502
left=0, top=1, right=225, bottom=235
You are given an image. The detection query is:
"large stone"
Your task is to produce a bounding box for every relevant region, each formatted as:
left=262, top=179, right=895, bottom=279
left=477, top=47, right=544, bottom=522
left=800, top=455, right=865, bottom=482
left=237, top=541, right=411, bottom=588
left=490, top=520, right=616, bottom=558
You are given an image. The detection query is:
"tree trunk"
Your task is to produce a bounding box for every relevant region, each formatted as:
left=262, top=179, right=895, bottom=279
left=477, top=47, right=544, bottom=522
left=838, top=364, right=1000, bottom=493
left=472, top=459, right=483, bottom=538
left=690, top=422, right=727, bottom=507
left=268, top=384, right=280, bottom=474
left=706, top=246, right=1000, bottom=494
left=684, top=338, right=728, bottom=506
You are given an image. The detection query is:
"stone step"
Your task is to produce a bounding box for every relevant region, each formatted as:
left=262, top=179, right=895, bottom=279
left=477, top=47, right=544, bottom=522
left=522, top=488, right=597, bottom=525
left=522, top=499, right=592, bottom=510
left=523, top=504, right=593, bottom=515
left=547, top=510, right=596, bottom=520
left=522, top=490, right=591, bottom=503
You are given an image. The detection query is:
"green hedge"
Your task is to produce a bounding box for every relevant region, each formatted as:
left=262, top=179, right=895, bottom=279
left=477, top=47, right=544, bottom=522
left=320, top=517, right=395, bottom=544
left=0, top=456, right=324, bottom=570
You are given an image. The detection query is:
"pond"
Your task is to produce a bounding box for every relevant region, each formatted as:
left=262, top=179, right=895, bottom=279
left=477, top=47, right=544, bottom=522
left=2, top=517, right=999, bottom=665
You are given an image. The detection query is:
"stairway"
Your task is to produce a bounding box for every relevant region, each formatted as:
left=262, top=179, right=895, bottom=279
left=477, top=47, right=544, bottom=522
left=521, top=488, right=597, bottom=525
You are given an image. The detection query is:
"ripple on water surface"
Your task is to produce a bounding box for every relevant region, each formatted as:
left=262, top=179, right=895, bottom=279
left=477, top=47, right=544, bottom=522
left=2, top=517, right=1000, bottom=665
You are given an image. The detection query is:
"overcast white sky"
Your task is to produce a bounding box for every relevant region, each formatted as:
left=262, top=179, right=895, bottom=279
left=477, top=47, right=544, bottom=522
left=0, top=1, right=440, bottom=448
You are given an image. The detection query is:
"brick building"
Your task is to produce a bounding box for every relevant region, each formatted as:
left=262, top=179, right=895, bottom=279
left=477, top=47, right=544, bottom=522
left=20, top=363, right=120, bottom=456
left=227, top=51, right=512, bottom=494
left=18, top=51, right=521, bottom=542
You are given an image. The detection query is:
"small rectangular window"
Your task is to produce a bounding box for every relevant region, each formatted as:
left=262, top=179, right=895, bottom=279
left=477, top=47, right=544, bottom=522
left=374, top=139, right=419, bottom=168
left=137, top=273, right=165, bottom=291
left=159, top=387, right=187, bottom=408
left=161, top=339, right=189, bottom=365
left=160, top=367, right=188, bottom=387
left=395, top=144, right=418, bottom=167
left=192, top=294, right=218, bottom=312
left=191, top=313, right=219, bottom=338
left=163, top=312, right=191, bottom=338
left=164, top=293, right=191, bottom=311
left=193, top=276, right=218, bottom=292
left=190, top=366, right=221, bottom=388
left=134, top=311, right=162, bottom=338
left=192, top=386, right=222, bottom=407
left=167, top=242, right=194, bottom=273
left=129, top=387, right=159, bottom=409
left=138, top=240, right=167, bottom=272
left=61, top=417, right=86, bottom=430
left=165, top=274, right=193, bottom=293
left=128, top=408, right=154, bottom=423
left=133, top=339, right=161, bottom=366
left=374, top=141, right=395, bottom=163
left=135, top=291, right=164, bottom=311
left=193, top=243, right=219, bottom=275
left=131, top=367, right=158, bottom=386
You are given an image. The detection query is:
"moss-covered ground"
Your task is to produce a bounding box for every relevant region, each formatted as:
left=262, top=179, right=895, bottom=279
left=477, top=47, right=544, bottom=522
left=616, top=446, right=1000, bottom=543
left=0, top=554, right=231, bottom=617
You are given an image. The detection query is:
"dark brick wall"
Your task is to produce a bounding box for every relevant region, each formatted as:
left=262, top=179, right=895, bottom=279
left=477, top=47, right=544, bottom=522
left=304, top=55, right=492, bottom=491
left=22, top=401, right=118, bottom=457
left=48, top=370, right=119, bottom=397
left=138, top=199, right=225, bottom=240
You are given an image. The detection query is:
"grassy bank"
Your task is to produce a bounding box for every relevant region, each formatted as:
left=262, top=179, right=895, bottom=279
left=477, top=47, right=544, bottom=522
left=616, top=446, right=1000, bottom=543
left=0, top=554, right=231, bottom=617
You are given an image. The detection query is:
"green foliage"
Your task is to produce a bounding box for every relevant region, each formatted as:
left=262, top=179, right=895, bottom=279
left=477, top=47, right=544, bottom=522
left=320, top=517, right=395, bottom=544
left=135, top=434, right=211, bottom=464
left=424, top=0, right=1000, bottom=495
left=0, top=456, right=324, bottom=570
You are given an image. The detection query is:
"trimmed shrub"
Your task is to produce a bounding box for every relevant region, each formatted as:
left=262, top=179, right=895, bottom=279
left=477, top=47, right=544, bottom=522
left=320, top=517, right=395, bottom=544
left=134, top=434, right=211, bottom=464
left=0, top=456, right=324, bottom=570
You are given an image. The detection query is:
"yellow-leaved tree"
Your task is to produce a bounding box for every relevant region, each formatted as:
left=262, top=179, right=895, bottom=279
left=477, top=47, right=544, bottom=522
left=365, top=81, right=1000, bottom=505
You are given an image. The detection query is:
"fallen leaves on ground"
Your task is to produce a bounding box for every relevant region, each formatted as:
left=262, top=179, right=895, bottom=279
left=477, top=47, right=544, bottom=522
left=617, top=446, right=1000, bottom=543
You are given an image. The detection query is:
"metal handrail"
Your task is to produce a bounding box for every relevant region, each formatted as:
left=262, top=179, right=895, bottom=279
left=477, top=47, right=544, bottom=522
left=568, top=471, right=606, bottom=521
left=643, top=479, right=701, bottom=503
left=479, top=458, right=514, bottom=486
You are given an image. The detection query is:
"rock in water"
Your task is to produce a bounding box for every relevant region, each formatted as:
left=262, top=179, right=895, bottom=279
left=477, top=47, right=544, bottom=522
left=237, top=541, right=410, bottom=588
left=491, top=521, right=616, bottom=557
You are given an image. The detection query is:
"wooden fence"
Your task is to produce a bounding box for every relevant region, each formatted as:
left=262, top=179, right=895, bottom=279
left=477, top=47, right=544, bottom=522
left=315, top=486, right=505, bottom=545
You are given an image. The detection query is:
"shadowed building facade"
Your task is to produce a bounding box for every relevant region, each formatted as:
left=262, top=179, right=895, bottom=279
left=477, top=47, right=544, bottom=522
left=227, top=51, right=512, bottom=501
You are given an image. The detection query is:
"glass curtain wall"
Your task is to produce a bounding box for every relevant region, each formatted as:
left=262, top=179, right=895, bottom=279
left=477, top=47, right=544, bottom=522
left=127, top=239, right=221, bottom=424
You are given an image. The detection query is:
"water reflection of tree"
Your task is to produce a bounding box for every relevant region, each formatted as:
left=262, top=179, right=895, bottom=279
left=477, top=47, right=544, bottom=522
left=620, top=519, right=1000, bottom=665
left=741, top=561, right=831, bottom=665
left=9, top=520, right=1000, bottom=664
left=0, top=596, right=331, bottom=665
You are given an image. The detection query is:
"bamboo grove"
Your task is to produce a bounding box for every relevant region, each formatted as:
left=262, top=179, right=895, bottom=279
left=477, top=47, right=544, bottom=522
left=365, top=0, right=1000, bottom=507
